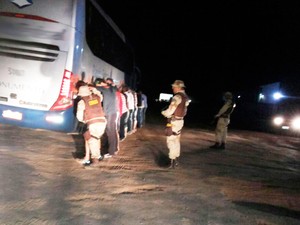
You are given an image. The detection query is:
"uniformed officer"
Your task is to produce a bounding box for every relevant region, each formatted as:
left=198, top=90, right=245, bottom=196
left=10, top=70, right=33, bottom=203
left=210, top=91, right=235, bottom=150
left=76, top=85, right=107, bottom=166
left=161, top=80, right=190, bottom=169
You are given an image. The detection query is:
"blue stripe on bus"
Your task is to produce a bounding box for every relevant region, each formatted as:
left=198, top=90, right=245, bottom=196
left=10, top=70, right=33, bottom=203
left=0, top=105, right=76, bottom=132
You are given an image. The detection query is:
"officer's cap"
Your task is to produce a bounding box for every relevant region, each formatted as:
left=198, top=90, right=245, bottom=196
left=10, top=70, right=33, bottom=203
left=171, top=80, right=186, bottom=88
left=224, top=92, right=233, bottom=99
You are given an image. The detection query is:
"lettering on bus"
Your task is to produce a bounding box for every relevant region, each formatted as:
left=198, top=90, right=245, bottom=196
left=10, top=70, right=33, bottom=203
left=19, top=100, right=48, bottom=108
left=8, top=67, right=25, bottom=76
left=0, top=82, right=46, bottom=95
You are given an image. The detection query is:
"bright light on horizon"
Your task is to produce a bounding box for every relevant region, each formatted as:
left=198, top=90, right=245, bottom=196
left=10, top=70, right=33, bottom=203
left=273, top=92, right=283, bottom=100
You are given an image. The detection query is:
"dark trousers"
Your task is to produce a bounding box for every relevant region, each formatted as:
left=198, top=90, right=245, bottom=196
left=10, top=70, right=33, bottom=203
left=102, top=112, right=119, bottom=155
left=137, top=107, right=144, bottom=128
left=127, top=109, right=134, bottom=133
left=119, top=111, right=129, bottom=140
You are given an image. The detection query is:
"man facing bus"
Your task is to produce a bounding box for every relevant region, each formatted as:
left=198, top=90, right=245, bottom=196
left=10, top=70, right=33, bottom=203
left=95, top=78, right=120, bottom=158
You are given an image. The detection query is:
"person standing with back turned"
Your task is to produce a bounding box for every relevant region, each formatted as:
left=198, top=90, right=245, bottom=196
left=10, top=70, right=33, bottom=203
left=161, top=80, right=190, bottom=169
left=209, top=91, right=235, bottom=150
left=95, top=78, right=120, bottom=158
left=76, top=85, right=107, bottom=166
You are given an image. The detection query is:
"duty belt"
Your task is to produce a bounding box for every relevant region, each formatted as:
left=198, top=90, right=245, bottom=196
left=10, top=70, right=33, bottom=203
left=86, top=117, right=106, bottom=125
left=172, top=116, right=184, bottom=120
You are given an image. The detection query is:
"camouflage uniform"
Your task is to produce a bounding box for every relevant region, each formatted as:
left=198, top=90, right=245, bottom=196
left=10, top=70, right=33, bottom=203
left=161, top=80, right=190, bottom=168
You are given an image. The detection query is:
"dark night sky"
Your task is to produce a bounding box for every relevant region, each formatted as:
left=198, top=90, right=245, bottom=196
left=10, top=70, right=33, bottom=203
left=99, top=0, right=300, bottom=101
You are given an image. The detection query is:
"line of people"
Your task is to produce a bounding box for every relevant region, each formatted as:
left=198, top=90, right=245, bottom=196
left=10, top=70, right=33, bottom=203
left=74, top=78, right=234, bottom=170
left=74, top=78, right=148, bottom=167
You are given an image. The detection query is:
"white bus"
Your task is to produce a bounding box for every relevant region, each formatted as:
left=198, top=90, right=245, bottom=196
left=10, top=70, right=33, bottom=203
left=0, top=0, right=138, bottom=132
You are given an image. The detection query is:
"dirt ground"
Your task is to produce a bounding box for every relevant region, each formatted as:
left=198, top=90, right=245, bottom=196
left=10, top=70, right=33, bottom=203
left=0, top=122, right=299, bottom=225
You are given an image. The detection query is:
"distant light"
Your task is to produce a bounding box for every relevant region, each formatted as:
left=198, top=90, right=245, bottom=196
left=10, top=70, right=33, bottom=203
left=258, top=93, right=265, bottom=101
left=273, top=92, right=283, bottom=100
left=159, top=93, right=173, bottom=102
left=273, top=116, right=284, bottom=126
left=237, top=95, right=241, bottom=99
left=291, top=117, right=300, bottom=130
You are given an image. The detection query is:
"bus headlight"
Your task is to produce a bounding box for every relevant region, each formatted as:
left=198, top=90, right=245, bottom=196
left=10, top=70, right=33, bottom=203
left=45, top=115, right=64, bottom=124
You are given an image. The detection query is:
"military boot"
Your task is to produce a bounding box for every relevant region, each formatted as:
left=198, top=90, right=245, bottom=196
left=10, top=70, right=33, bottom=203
left=219, top=143, right=225, bottom=149
left=209, top=142, right=220, bottom=149
left=168, top=159, right=175, bottom=169
left=174, top=158, right=179, bottom=167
